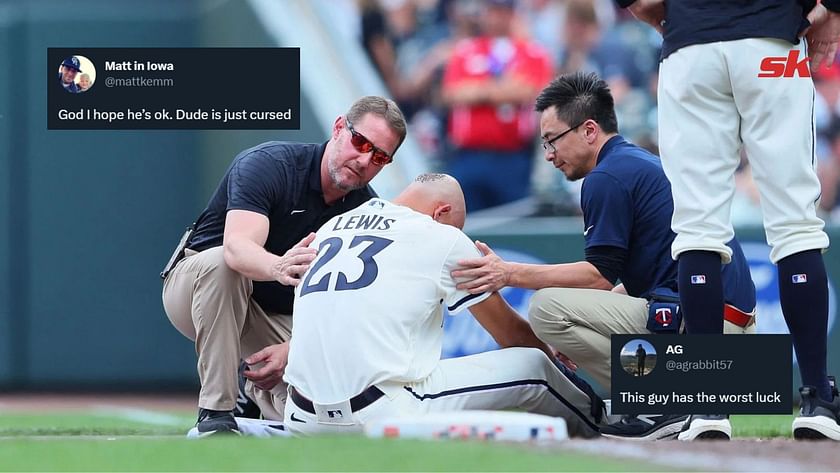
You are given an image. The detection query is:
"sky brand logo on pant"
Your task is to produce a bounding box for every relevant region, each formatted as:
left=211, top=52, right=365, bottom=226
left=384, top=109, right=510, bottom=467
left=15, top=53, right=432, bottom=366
left=758, top=50, right=812, bottom=78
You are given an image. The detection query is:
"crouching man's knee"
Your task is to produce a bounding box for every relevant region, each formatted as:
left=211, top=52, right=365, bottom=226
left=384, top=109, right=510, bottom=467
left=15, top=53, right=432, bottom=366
left=163, top=246, right=252, bottom=340
left=528, top=288, right=575, bottom=342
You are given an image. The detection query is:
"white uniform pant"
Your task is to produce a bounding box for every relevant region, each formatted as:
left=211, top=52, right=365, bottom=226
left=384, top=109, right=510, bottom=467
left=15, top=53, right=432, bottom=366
left=284, top=347, right=604, bottom=438
left=658, top=38, right=829, bottom=263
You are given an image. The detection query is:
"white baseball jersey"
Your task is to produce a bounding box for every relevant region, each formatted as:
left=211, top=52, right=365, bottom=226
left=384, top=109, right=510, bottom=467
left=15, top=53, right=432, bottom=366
left=284, top=198, right=490, bottom=404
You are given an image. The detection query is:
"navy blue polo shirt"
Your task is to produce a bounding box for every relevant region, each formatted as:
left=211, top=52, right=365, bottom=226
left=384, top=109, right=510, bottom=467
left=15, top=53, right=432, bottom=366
left=188, top=141, right=377, bottom=314
left=581, top=136, right=755, bottom=312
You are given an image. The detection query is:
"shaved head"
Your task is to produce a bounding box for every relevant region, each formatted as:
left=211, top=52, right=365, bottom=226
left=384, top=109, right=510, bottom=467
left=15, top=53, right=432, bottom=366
left=393, top=173, right=467, bottom=229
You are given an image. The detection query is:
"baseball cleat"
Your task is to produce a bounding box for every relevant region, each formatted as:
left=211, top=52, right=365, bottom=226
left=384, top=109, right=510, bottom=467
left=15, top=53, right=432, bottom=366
left=195, top=408, right=241, bottom=437
left=677, top=415, right=731, bottom=441
left=793, top=377, right=840, bottom=441
left=600, top=414, right=688, bottom=440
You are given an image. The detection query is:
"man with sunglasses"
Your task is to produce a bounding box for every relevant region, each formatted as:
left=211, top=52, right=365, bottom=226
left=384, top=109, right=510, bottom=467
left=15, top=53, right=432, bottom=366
left=451, top=72, right=757, bottom=440
left=161, top=96, right=407, bottom=436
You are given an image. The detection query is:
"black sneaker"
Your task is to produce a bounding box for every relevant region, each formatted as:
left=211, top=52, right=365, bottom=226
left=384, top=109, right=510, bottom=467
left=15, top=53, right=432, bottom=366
left=793, top=376, right=840, bottom=441
left=195, top=408, right=241, bottom=437
left=235, top=361, right=262, bottom=419
left=677, top=415, right=731, bottom=440
left=600, top=414, right=688, bottom=440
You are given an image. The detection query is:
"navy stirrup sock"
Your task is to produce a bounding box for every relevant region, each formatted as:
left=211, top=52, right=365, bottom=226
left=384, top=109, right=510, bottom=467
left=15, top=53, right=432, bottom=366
left=777, top=249, right=831, bottom=402
left=678, top=251, right=724, bottom=334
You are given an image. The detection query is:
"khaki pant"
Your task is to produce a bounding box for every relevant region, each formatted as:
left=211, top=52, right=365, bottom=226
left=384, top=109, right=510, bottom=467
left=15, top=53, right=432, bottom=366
left=528, top=288, right=754, bottom=392
left=162, top=246, right=291, bottom=419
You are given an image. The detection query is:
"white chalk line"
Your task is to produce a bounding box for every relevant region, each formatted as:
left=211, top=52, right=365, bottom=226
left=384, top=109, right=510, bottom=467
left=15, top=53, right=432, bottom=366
left=90, top=405, right=191, bottom=427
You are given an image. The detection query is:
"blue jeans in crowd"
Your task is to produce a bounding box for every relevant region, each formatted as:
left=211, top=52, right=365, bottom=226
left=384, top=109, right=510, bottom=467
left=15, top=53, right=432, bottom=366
left=446, top=148, right=533, bottom=212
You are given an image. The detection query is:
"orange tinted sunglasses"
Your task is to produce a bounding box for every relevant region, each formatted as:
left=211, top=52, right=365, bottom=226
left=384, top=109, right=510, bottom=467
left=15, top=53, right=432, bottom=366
left=346, top=119, right=393, bottom=166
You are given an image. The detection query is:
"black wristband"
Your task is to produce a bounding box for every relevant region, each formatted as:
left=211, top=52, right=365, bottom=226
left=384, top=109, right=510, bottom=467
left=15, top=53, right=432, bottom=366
left=616, top=0, right=637, bottom=8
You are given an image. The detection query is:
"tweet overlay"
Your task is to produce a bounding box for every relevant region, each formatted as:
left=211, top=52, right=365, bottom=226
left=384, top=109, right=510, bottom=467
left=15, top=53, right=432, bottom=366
left=48, top=48, right=299, bottom=129
left=611, top=334, right=792, bottom=414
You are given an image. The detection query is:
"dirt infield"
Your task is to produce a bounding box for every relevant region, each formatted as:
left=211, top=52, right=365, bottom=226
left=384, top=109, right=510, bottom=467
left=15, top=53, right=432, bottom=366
left=564, top=438, right=840, bottom=472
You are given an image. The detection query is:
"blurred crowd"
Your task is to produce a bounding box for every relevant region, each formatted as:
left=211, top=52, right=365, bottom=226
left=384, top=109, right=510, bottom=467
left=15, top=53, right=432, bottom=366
left=337, top=0, right=840, bottom=222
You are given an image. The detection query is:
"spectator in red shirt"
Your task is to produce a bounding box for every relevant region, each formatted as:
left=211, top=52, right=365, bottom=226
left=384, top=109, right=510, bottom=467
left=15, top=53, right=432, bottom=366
left=442, top=0, right=553, bottom=212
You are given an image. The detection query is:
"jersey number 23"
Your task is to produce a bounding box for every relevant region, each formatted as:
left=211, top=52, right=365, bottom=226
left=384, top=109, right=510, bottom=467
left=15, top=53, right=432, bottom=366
left=299, top=235, right=393, bottom=297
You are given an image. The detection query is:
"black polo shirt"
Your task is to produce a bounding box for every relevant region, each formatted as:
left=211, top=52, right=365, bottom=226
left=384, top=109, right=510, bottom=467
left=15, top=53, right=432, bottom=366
left=188, top=141, right=377, bottom=314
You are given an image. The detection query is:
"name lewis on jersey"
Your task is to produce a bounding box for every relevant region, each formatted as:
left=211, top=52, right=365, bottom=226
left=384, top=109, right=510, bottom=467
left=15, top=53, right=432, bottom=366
left=331, top=213, right=395, bottom=232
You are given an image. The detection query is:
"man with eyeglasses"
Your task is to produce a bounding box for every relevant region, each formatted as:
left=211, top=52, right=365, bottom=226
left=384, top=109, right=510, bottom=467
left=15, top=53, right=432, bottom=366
left=451, top=72, right=757, bottom=440
left=161, top=96, right=407, bottom=436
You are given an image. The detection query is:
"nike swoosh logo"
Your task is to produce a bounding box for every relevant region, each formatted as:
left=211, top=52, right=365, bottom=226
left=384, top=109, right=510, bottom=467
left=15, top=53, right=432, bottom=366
left=583, top=225, right=594, bottom=236
left=290, top=412, right=306, bottom=423
left=290, top=209, right=306, bottom=215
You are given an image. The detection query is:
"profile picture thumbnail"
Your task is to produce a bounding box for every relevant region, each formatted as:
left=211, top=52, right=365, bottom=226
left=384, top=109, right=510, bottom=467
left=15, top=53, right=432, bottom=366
left=620, top=339, right=656, bottom=377
left=57, top=55, right=96, bottom=94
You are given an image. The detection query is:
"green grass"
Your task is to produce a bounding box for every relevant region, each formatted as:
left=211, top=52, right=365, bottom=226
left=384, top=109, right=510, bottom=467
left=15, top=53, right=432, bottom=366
left=0, top=410, right=671, bottom=472
left=730, top=414, right=795, bottom=438
left=0, top=437, right=669, bottom=472
left=0, top=410, right=796, bottom=471
left=0, top=413, right=192, bottom=436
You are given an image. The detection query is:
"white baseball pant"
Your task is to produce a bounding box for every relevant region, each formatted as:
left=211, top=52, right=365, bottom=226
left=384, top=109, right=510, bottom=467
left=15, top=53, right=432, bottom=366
left=283, top=347, right=605, bottom=438
left=658, top=38, right=829, bottom=263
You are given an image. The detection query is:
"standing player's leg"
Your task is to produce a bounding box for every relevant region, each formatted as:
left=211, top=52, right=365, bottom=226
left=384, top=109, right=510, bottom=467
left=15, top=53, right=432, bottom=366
left=658, top=42, right=742, bottom=335
left=658, top=42, right=741, bottom=440
left=728, top=38, right=837, bottom=440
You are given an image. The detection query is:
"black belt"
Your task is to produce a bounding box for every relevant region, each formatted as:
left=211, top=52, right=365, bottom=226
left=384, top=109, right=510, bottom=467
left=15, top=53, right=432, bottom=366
left=290, top=385, right=385, bottom=415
